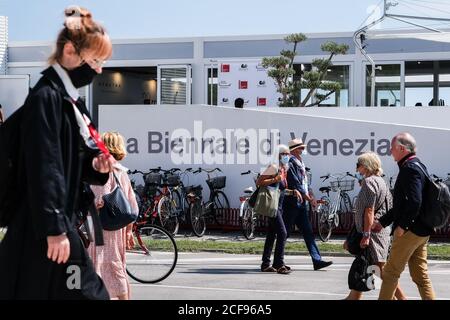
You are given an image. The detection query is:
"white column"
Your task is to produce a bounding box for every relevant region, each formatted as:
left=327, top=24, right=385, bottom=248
left=0, top=16, right=8, bottom=75
left=192, top=38, right=205, bottom=104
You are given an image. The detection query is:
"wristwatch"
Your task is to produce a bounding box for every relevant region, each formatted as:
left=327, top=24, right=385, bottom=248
left=363, top=231, right=371, bottom=238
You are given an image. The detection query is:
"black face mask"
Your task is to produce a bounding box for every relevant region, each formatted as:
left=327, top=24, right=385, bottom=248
left=67, top=64, right=98, bottom=89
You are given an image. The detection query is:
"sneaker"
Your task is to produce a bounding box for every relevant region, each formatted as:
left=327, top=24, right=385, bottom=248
left=313, top=260, right=333, bottom=271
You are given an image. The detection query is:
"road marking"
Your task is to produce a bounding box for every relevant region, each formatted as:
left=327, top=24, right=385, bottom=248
left=131, top=283, right=450, bottom=300
left=132, top=283, right=354, bottom=297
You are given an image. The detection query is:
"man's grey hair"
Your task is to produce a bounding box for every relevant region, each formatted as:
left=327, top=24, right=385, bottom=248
left=394, top=132, right=417, bottom=153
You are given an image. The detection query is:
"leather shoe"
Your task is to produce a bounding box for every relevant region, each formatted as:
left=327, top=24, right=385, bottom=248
left=313, top=260, right=333, bottom=271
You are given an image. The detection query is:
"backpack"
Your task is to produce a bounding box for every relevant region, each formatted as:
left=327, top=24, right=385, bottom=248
left=414, top=162, right=450, bottom=229
left=0, top=107, right=24, bottom=227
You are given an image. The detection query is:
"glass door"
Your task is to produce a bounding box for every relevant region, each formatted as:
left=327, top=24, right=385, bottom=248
left=205, top=64, right=218, bottom=106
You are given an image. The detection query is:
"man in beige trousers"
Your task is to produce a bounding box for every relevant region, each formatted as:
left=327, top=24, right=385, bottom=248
left=372, top=132, right=435, bottom=300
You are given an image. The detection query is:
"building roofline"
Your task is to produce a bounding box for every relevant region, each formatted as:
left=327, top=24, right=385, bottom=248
left=8, top=31, right=357, bottom=47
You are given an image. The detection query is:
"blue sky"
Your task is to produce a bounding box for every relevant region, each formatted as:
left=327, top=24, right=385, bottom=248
left=0, top=0, right=386, bottom=42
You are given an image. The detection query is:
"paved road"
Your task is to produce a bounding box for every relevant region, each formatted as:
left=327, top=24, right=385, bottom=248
left=130, top=252, right=450, bottom=300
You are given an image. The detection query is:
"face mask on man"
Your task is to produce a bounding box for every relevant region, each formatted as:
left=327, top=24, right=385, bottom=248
left=355, top=172, right=365, bottom=181
left=67, top=63, right=98, bottom=89
left=280, top=155, right=290, bottom=165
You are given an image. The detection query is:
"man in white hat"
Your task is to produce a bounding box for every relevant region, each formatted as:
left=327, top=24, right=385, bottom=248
left=283, top=138, right=333, bottom=271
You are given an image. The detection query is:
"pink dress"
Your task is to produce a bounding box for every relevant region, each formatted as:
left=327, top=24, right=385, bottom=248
left=88, top=168, right=138, bottom=299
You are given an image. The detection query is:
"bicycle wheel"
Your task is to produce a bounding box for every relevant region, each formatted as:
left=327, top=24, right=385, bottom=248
left=241, top=200, right=256, bottom=240
left=126, top=225, right=178, bottom=284
left=212, top=190, right=230, bottom=226
left=157, top=196, right=179, bottom=236
left=317, top=198, right=332, bottom=242
left=189, top=201, right=206, bottom=237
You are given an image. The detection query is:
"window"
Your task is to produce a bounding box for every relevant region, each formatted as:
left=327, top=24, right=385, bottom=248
left=159, top=67, right=190, bottom=105
left=295, top=64, right=350, bottom=107
left=366, top=64, right=401, bottom=107
left=438, top=61, right=450, bottom=106
left=405, top=61, right=434, bottom=107
left=318, top=65, right=350, bottom=107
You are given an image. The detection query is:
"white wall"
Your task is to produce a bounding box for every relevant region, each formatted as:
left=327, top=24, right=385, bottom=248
left=0, top=75, right=29, bottom=117
left=242, top=106, right=450, bottom=129
left=99, top=105, right=450, bottom=207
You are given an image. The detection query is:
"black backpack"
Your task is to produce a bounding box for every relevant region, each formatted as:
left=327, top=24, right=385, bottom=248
left=0, top=107, right=24, bottom=227
left=414, top=162, right=450, bottom=229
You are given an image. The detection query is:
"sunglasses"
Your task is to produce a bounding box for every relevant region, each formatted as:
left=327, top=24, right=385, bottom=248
left=80, top=57, right=106, bottom=69
left=75, top=46, right=106, bottom=69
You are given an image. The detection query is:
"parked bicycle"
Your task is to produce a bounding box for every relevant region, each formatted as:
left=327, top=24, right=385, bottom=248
left=187, top=168, right=230, bottom=237
left=127, top=168, right=180, bottom=236
left=316, top=172, right=357, bottom=242
left=239, top=170, right=260, bottom=240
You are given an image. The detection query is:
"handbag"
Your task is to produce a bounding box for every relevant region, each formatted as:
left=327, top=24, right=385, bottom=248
left=346, top=187, right=390, bottom=255
left=348, top=249, right=374, bottom=292
left=248, top=187, right=260, bottom=208
left=346, top=225, right=363, bottom=256
left=254, top=185, right=280, bottom=218
left=100, top=172, right=138, bottom=231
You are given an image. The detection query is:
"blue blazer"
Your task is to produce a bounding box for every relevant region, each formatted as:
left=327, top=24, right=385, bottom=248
left=284, top=157, right=308, bottom=209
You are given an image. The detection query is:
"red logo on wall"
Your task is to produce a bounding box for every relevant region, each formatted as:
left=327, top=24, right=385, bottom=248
left=221, top=64, right=230, bottom=73
left=239, top=81, right=248, bottom=89
left=257, top=97, right=267, bottom=106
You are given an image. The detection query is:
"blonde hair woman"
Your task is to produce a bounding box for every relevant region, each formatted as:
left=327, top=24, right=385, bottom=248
left=89, top=132, right=138, bottom=300
left=344, top=152, right=406, bottom=300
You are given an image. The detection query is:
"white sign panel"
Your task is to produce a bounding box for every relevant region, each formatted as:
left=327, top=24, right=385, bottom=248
left=217, top=61, right=281, bottom=108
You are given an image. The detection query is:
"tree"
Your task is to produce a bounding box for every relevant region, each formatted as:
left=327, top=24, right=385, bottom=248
left=262, top=34, right=349, bottom=107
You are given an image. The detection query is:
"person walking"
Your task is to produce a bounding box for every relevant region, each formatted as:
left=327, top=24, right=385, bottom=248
left=88, top=132, right=138, bottom=300
left=0, top=6, right=113, bottom=300
left=258, top=145, right=293, bottom=274
left=344, top=152, right=406, bottom=300
left=283, top=139, right=332, bottom=271
left=372, top=132, right=436, bottom=300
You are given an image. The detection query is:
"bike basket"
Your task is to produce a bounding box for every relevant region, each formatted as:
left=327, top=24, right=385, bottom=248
left=206, top=176, right=226, bottom=190
left=330, top=180, right=354, bottom=192
left=145, top=173, right=162, bottom=186
left=184, top=185, right=203, bottom=197
left=163, top=174, right=181, bottom=187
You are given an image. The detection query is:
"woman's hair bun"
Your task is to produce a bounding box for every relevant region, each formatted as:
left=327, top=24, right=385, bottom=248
left=64, top=6, right=92, bottom=30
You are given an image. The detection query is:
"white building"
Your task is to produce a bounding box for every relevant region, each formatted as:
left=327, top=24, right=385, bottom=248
left=3, top=31, right=450, bottom=117
left=3, top=25, right=450, bottom=207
